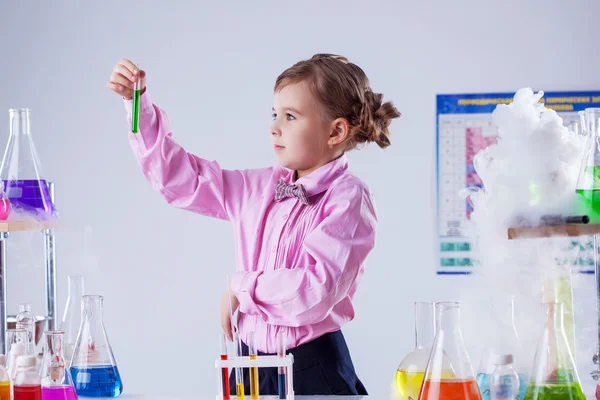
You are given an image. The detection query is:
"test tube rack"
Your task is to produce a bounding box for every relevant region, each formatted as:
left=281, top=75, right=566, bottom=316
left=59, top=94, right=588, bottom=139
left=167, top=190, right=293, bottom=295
left=507, top=222, right=600, bottom=382
left=215, top=354, right=295, bottom=400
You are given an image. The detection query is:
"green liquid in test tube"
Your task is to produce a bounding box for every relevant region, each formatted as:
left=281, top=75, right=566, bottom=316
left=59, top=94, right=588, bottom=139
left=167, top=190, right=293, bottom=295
left=131, top=66, right=141, bottom=133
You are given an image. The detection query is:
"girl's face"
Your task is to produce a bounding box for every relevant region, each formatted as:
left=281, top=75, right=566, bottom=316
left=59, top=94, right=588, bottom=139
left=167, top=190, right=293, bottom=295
left=271, top=81, right=340, bottom=178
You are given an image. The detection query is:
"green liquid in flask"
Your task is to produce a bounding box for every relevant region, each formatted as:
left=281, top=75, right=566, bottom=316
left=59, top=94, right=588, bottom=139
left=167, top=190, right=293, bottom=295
left=575, top=166, right=600, bottom=223
left=131, top=89, right=141, bottom=133
left=523, top=382, right=585, bottom=400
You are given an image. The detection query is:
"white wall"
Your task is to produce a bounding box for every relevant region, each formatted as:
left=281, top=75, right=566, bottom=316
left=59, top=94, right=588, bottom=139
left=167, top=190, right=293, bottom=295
left=2, top=0, right=600, bottom=398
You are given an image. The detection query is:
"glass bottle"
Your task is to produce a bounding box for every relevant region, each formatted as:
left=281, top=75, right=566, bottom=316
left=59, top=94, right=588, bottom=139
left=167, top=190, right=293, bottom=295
left=14, top=355, right=41, bottom=400
left=489, top=355, right=520, bottom=400
left=69, top=295, right=122, bottom=397
left=16, top=303, right=36, bottom=356
left=60, top=275, right=85, bottom=363
left=40, top=331, right=77, bottom=400
left=523, top=302, right=585, bottom=400
left=477, top=298, right=527, bottom=400
left=419, top=302, right=481, bottom=400
left=6, top=328, right=28, bottom=381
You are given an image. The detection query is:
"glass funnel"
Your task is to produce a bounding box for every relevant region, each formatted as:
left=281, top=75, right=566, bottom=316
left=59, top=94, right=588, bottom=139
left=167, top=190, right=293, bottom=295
left=69, top=295, right=122, bottom=397
left=419, top=302, right=481, bottom=400
left=0, top=108, right=56, bottom=220
left=574, top=108, right=600, bottom=223
left=476, top=298, right=527, bottom=400
left=60, top=275, right=85, bottom=363
left=523, top=302, right=585, bottom=400
left=40, top=331, right=77, bottom=400
left=396, top=302, right=438, bottom=400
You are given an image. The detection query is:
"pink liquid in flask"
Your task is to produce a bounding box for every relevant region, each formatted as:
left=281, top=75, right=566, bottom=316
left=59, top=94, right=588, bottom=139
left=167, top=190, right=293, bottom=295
left=41, top=386, right=78, bottom=400
left=0, top=198, right=10, bottom=220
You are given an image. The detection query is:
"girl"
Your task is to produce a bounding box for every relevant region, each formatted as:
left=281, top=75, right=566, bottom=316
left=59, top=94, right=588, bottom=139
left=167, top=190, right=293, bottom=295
left=107, top=54, right=400, bottom=395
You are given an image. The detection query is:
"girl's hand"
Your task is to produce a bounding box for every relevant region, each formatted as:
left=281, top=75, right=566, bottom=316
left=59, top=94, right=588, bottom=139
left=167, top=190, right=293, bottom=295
left=106, top=59, right=146, bottom=100
left=221, top=289, right=240, bottom=341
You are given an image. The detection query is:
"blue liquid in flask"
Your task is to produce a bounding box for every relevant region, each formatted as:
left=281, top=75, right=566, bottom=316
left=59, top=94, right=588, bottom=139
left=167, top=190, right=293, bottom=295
left=70, top=365, right=123, bottom=397
left=477, top=372, right=527, bottom=400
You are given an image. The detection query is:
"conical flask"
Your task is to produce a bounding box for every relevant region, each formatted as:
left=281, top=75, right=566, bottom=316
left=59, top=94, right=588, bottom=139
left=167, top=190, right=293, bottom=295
left=476, top=298, right=527, bottom=400
left=574, top=107, right=600, bottom=223
left=524, top=302, right=585, bottom=400
left=40, top=331, right=78, bottom=400
left=419, top=302, right=481, bottom=400
left=397, top=302, right=448, bottom=400
left=0, top=108, right=55, bottom=220
left=69, top=295, right=122, bottom=397
left=60, top=276, right=85, bottom=363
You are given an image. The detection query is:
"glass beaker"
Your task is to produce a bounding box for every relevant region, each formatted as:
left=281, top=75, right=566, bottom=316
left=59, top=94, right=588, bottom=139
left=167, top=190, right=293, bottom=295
left=40, top=331, right=77, bottom=400
left=419, top=302, right=481, bottom=400
left=476, top=298, right=527, bottom=400
left=69, top=295, right=122, bottom=397
left=60, top=275, right=85, bottom=363
left=0, top=108, right=56, bottom=220
left=16, top=303, right=36, bottom=357
left=574, top=108, right=600, bottom=223
left=7, top=328, right=28, bottom=380
left=396, top=302, right=438, bottom=400
left=523, top=302, right=585, bottom=400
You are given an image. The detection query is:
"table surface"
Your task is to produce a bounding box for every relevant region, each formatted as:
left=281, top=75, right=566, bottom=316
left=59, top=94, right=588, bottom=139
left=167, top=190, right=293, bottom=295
left=88, top=396, right=366, bottom=400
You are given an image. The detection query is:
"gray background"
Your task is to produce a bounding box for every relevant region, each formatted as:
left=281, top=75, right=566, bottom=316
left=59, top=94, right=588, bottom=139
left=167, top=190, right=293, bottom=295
left=2, top=0, right=600, bottom=398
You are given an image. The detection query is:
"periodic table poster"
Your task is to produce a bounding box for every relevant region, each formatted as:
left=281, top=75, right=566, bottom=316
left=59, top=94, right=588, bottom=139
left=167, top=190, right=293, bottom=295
left=436, top=91, right=600, bottom=275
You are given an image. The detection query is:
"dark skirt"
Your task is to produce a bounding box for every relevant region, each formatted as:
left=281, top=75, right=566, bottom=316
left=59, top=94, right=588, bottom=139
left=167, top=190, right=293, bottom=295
left=229, top=330, right=367, bottom=396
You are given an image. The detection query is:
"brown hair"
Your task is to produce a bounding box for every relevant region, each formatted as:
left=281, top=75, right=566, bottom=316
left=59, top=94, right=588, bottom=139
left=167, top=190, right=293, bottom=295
left=274, top=53, right=400, bottom=150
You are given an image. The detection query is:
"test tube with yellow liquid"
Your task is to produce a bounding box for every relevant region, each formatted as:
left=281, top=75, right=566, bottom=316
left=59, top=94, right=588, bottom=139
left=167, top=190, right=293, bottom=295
left=248, top=332, right=259, bottom=399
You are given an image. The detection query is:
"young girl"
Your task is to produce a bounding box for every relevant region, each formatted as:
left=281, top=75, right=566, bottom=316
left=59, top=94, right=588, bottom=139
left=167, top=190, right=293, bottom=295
left=107, top=54, right=400, bottom=395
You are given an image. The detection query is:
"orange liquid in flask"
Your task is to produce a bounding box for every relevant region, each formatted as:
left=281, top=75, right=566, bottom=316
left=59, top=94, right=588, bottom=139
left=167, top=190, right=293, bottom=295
left=419, top=379, right=481, bottom=400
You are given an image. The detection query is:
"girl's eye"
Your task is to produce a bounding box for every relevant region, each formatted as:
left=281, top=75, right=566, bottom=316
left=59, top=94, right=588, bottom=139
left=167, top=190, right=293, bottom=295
left=271, top=113, right=277, bottom=120
left=286, top=113, right=296, bottom=121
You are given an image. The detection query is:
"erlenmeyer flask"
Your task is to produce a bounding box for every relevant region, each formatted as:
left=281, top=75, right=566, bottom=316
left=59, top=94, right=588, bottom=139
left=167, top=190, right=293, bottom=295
left=60, top=276, right=85, bottom=362
left=397, top=302, right=452, bottom=400
left=476, top=298, right=527, bottom=400
left=69, top=295, right=122, bottom=397
left=524, top=302, right=585, bottom=400
left=6, top=328, right=28, bottom=380
left=419, top=302, right=481, bottom=400
left=0, top=108, right=55, bottom=220
left=574, top=108, right=600, bottom=223
left=40, top=331, right=77, bottom=400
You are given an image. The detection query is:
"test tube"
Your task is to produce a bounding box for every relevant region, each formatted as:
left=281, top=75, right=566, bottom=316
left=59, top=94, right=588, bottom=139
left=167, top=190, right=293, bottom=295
left=248, top=332, right=259, bottom=399
left=131, top=65, right=141, bottom=133
left=219, top=333, right=231, bottom=400
left=277, top=332, right=287, bottom=399
left=234, top=332, right=245, bottom=400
